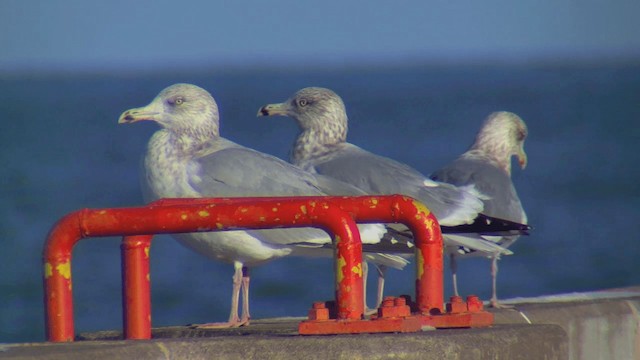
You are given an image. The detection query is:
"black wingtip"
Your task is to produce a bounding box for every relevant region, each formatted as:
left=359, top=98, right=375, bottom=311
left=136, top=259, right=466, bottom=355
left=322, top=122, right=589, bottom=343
left=442, top=214, right=532, bottom=236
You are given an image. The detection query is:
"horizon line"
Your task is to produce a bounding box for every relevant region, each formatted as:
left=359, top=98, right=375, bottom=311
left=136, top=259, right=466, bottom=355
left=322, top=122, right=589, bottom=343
left=1, top=52, right=639, bottom=78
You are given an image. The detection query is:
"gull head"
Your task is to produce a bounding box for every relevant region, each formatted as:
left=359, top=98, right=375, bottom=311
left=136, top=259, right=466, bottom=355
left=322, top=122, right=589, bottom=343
left=474, top=111, right=528, bottom=170
left=118, top=83, right=220, bottom=137
left=258, top=87, right=348, bottom=140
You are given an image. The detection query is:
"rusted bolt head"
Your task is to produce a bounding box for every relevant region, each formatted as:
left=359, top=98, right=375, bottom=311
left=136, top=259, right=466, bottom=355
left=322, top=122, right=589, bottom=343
left=312, top=301, right=326, bottom=309
left=382, top=297, right=395, bottom=307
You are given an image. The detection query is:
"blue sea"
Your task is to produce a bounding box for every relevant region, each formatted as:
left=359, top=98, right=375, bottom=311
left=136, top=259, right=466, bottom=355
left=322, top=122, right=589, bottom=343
left=1, top=62, right=639, bottom=343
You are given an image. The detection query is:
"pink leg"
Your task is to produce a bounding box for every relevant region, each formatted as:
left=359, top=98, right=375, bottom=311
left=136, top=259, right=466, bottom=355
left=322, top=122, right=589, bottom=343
left=239, top=266, right=250, bottom=325
left=363, top=262, right=387, bottom=315
left=374, top=265, right=386, bottom=310
left=363, top=261, right=375, bottom=315
left=450, top=253, right=460, bottom=297
left=194, top=261, right=247, bottom=328
left=489, top=256, right=512, bottom=309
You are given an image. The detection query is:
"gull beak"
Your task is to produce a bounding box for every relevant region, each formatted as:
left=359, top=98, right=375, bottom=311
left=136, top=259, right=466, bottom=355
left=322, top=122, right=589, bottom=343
left=517, top=146, right=528, bottom=169
left=257, top=103, right=288, bottom=117
left=118, top=104, right=160, bottom=124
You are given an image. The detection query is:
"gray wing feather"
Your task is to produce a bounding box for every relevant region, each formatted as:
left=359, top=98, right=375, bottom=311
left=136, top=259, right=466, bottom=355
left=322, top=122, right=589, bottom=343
left=192, top=146, right=324, bottom=198
left=188, top=144, right=402, bottom=260
left=190, top=144, right=331, bottom=246
left=313, top=144, right=484, bottom=226
left=431, top=157, right=526, bottom=251
left=430, top=157, right=526, bottom=224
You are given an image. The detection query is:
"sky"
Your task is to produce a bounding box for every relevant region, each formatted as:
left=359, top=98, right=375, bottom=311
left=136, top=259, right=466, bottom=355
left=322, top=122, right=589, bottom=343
left=1, top=0, right=640, bottom=72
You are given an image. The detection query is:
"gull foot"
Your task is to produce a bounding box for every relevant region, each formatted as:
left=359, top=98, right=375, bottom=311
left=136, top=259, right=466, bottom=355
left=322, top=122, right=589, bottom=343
left=489, top=300, right=514, bottom=309
left=190, top=318, right=250, bottom=329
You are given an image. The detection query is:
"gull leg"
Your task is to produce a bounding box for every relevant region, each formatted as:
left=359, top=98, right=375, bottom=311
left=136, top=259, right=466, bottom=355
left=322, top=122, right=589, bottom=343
left=194, top=261, right=245, bottom=328
left=489, top=255, right=512, bottom=308
left=363, top=261, right=375, bottom=315
left=239, top=266, right=251, bottom=326
left=450, top=253, right=460, bottom=297
left=374, top=264, right=387, bottom=310
left=363, top=262, right=387, bottom=315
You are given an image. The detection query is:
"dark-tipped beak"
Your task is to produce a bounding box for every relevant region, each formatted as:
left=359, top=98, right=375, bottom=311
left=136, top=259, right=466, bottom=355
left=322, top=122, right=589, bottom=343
left=118, top=105, right=160, bottom=124
left=257, top=103, right=288, bottom=117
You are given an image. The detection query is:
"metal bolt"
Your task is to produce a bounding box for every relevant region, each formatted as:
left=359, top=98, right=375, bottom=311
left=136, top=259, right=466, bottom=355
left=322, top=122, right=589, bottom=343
left=382, top=296, right=395, bottom=307
left=466, top=295, right=483, bottom=312
left=313, top=301, right=326, bottom=309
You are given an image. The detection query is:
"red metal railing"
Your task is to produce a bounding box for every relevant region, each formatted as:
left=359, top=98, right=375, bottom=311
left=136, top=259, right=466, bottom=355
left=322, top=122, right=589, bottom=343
left=121, top=234, right=153, bottom=339
left=148, top=196, right=445, bottom=314
left=44, top=198, right=362, bottom=342
left=43, top=195, right=487, bottom=342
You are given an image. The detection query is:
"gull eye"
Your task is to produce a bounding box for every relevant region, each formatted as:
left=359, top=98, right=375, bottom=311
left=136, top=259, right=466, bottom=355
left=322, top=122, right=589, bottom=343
left=175, top=97, right=184, bottom=105
left=298, top=98, right=308, bottom=107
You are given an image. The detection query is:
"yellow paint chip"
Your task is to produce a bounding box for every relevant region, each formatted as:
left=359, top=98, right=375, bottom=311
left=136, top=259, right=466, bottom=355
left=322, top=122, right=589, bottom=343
left=240, top=208, right=249, bottom=213
left=412, top=200, right=431, bottom=217
left=144, top=246, right=150, bottom=259
left=198, top=210, right=210, bottom=217
left=44, top=263, right=53, bottom=279
left=216, top=222, right=224, bottom=230
left=300, top=205, right=307, bottom=215
left=336, top=256, right=346, bottom=283
left=425, top=218, right=435, bottom=232
left=351, top=263, right=363, bottom=278
left=416, top=251, right=424, bottom=280
left=181, top=214, right=188, bottom=220
left=56, top=262, right=71, bottom=280
left=370, top=198, right=379, bottom=208
left=272, top=207, right=278, bottom=212
left=259, top=216, right=266, bottom=222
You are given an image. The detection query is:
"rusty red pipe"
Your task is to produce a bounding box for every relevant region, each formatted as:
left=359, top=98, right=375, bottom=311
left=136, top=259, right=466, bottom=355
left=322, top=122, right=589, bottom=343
left=43, top=199, right=363, bottom=342
left=121, top=196, right=441, bottom=337
left=121, top=235, right=152, bottom=340
left=44, top=195, right=441, bottom=341
left=149, top=195, right=443, bottom=314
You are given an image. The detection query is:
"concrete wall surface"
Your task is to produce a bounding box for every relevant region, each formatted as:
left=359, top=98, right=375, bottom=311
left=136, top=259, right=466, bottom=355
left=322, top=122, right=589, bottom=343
left=492, top=288, right=640, bottom=360
left=3, top=287, right=640, bottom=360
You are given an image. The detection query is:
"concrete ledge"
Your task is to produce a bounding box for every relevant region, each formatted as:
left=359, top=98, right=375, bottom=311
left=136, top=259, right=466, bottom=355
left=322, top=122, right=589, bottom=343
left=491, top=288, right=640, bottom=360
left=1, top=324, right=567, bottom=360
left=5, top=287, right=640, bottom=360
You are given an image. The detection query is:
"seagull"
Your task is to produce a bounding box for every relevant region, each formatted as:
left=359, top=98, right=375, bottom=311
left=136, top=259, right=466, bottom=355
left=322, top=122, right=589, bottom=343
left=258, top=87, right=521, bottom=305
left=430, top=111, right=528, bottom=308
left=118, top=83, right=407, bottom=327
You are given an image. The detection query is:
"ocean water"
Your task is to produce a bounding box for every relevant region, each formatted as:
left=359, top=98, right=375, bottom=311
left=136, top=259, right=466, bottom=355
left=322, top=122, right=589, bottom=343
left=1, top=63, right=639, bottom=343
